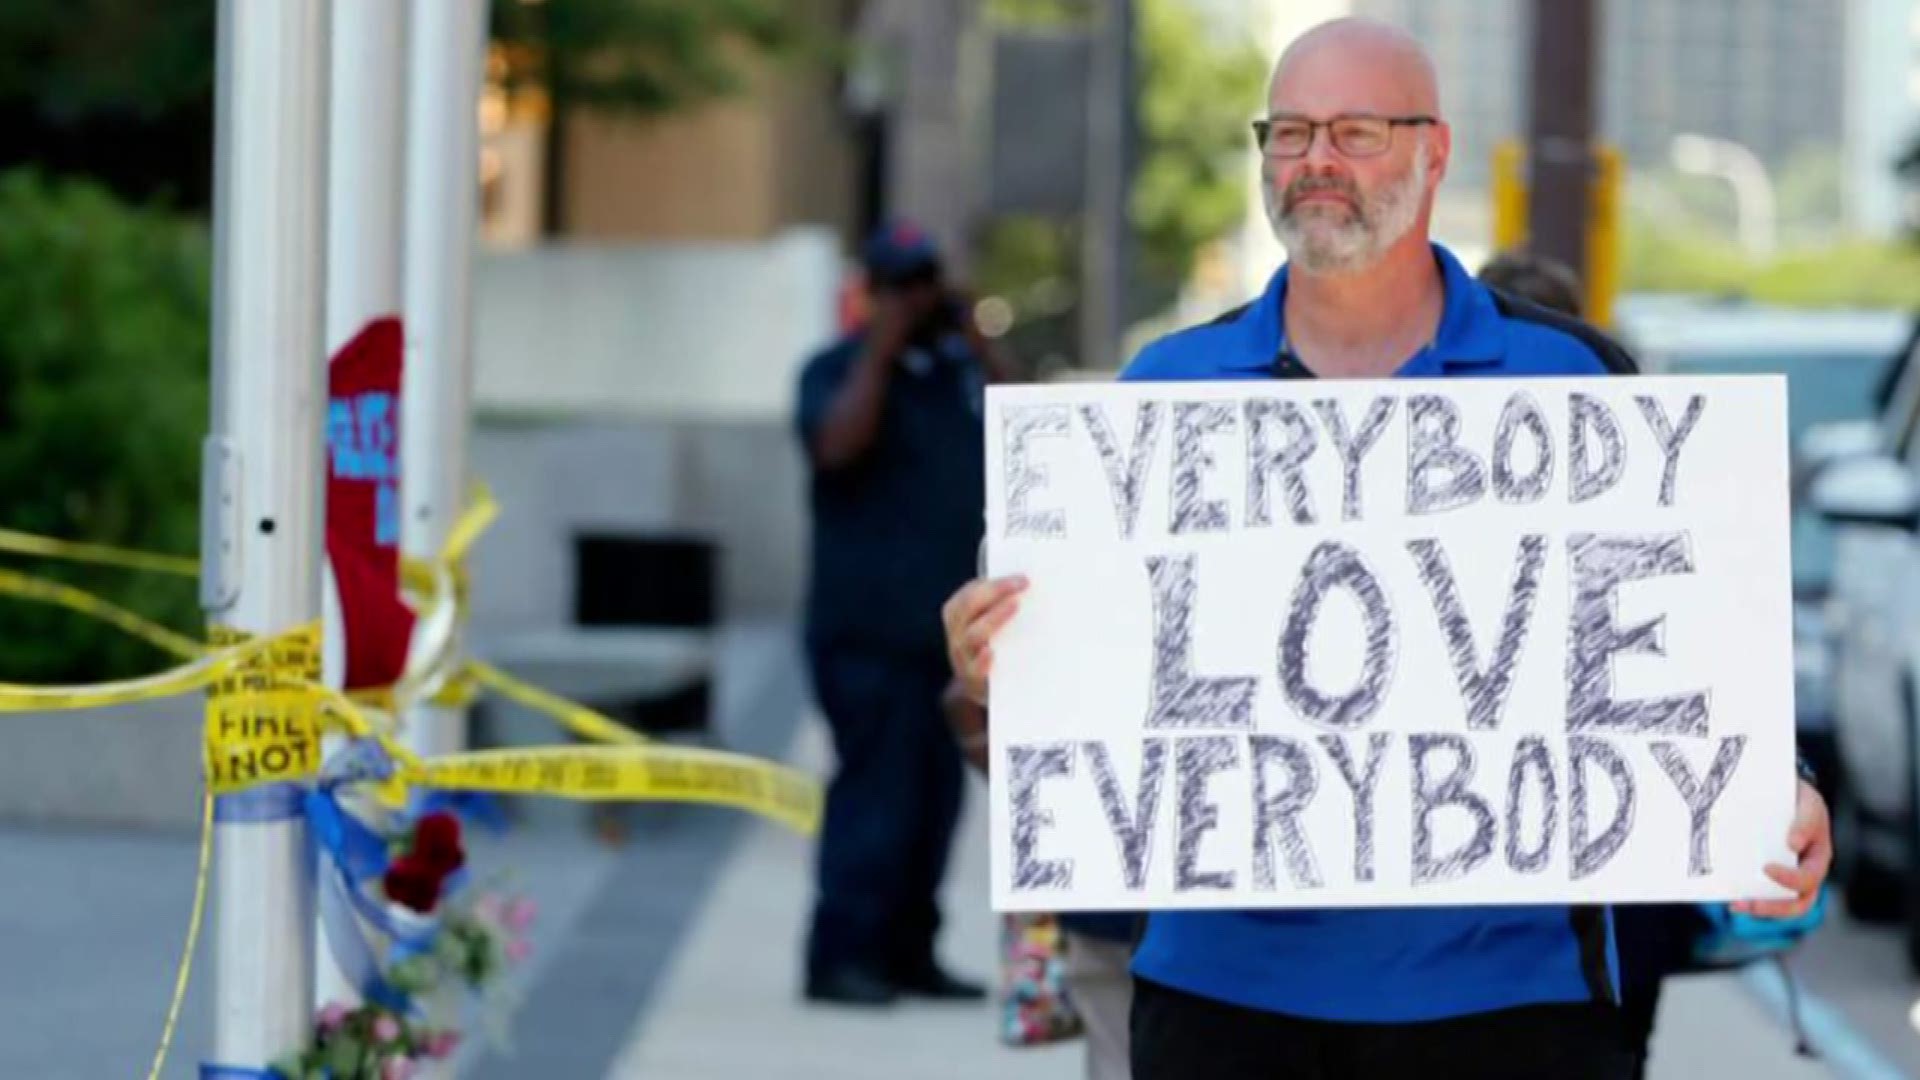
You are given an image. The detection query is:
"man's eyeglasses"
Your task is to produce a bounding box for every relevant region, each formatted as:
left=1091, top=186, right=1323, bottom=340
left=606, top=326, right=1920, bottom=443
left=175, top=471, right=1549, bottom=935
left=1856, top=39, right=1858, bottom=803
left=1252, top=115, right=1436, bottom=159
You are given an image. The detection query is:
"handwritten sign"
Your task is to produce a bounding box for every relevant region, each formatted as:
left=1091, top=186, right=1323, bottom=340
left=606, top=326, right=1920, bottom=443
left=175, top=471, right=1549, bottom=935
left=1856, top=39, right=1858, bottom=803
left=984, top=376, right=1797, bottom=911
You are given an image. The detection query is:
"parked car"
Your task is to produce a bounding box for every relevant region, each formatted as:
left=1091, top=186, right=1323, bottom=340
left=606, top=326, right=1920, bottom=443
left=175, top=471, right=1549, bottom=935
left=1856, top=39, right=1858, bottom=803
left=1619, top=299, right=1906, bottom=799
left=1803, top=308, right=1920, bottom=963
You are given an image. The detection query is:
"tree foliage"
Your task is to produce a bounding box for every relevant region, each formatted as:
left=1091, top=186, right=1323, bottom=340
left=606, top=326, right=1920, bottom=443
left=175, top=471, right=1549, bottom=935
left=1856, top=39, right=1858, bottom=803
left=1130, top=0, right=1265, bottom=288
left=978, top=0, right=1266, bottom=368
left=0, top=171, right=209, bottom=682
left=490, top=0, right=815, bottom=115
left=0, top=0, right=213, bottom=117
left=1622, top=212, right=1920, bottom=309
left=0, top=0, right=813, bottom=210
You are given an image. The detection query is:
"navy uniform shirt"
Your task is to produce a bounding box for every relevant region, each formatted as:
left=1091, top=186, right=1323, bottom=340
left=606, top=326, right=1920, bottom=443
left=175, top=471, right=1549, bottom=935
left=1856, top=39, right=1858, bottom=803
left=1124, top=242, right=1641, bottom=1023
left=795, top=325, right=986, bottom=657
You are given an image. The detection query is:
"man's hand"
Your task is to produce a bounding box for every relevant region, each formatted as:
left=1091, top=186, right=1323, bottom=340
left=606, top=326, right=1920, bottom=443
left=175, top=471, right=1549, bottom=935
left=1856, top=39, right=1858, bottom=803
left=867, top=294, right=916, bottom=363
left=941, top=575, right=1029, bottom=705
left=809, top=295, right=913, bottom=470
left=1734, top=779, right=1832, bottom=919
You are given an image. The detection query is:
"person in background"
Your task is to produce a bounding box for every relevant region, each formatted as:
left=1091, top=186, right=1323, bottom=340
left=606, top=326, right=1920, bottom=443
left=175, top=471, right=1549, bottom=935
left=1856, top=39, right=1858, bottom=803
left=794, top=221, right=1009, bottom=1008
left=945, top=684, right=1137, bottom=1080
left=1476, top=246, right=1585, bottom=319
left=1477, top=247, right=1689, bottom=1080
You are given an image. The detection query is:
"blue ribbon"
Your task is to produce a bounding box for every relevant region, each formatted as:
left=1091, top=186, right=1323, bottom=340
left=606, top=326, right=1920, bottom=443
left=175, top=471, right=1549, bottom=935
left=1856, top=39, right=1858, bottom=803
left=316, top=857, right=411, bottom=1013
left=304, top=738, right=504, bottom=1019
left=306, top=786, right=392, bottom=885
left=307, top=778, right=449, bottom=1015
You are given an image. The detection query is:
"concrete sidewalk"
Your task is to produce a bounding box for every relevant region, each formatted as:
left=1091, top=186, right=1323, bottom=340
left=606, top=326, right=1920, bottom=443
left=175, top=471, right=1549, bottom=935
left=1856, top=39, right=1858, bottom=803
left=605, top=718, right=1842, bottom=1080
left=606, top=717, right=1076, bottom=1080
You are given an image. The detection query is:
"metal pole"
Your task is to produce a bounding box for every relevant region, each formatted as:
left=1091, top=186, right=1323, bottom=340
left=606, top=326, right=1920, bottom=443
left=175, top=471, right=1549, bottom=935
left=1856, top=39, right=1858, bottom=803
left=1524, top=0, right=1596, bottom=278
left=328, top=0, right=408, bottom=355
left=401, top=0, right=485, bottom=757
left=1080, top=0, right=1134, bottom=370
left=317, top=0, right=408, bottom=1013
left=397, top=10, right=486, bottom=1072
left=203, top=0, right=331, bottom=1071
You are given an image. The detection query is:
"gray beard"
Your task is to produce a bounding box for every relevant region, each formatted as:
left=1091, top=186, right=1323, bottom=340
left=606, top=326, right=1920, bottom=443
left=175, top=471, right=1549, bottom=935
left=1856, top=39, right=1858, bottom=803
left=1270, top=143, right=1427, bottom=276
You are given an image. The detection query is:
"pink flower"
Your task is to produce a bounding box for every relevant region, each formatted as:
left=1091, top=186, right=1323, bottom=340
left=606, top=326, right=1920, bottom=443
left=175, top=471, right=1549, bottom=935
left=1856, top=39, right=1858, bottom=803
left=423, top=1030, right=461, bottom=1059
left=381, top=1057, right=416, bottom=1080
left=504, top=897, right=537, bottom=932
left=474, top=894, right=505, bottom=925
left=505, top=937, right=532, bottom=964
left=372, top=1013, right=402, bottom=1044
left=316, top=1001, right=350, bottom=1034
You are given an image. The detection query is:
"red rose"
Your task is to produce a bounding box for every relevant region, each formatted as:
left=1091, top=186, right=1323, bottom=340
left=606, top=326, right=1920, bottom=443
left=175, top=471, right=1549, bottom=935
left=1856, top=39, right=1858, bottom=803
left=412, top=812, right=464, bottom=875
left=382, top=856, right=442, bottom=913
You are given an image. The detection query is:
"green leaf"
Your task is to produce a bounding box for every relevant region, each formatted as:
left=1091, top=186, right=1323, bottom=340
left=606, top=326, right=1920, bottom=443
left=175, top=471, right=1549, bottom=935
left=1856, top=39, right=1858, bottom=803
left=322, top=1034, right=362, bottom=1079
left=490, top=0, right=820, bottom=116
left=0, top=169, right=208, bottom=683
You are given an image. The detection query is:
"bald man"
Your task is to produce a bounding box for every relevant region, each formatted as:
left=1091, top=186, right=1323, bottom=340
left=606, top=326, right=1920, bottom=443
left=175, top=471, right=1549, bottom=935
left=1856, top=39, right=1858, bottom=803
left=942, top=17, right=1833, bottom=1079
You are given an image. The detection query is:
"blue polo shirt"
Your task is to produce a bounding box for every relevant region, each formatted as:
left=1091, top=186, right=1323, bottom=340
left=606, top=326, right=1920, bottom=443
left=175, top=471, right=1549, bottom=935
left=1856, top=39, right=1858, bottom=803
left=1125, top=243, right=1637, bottom=1023
left=796, top=326, right=987, bottom=657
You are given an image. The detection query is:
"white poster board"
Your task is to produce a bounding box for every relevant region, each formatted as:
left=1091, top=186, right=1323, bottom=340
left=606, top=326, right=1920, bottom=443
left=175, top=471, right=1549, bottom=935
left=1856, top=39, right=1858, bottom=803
left=983, top=376, right=1798, bottom=912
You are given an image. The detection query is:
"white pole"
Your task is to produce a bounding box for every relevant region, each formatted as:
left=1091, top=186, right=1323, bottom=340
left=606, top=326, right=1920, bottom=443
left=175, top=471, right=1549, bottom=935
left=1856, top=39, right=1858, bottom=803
left=317, top=0, right=409, bottom=1014
left=401, top=0, right=487, bottom=764
left=203, top=0, right=331, bottom=1072
left=328, top=0, right=408, bottom=355
left=401, top=9, right=486, bottom=1074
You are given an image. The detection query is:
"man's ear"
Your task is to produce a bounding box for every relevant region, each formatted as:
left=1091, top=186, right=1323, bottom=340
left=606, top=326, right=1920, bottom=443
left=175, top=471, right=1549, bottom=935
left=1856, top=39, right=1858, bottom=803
left=1430, top=123, right=1452, bottom=186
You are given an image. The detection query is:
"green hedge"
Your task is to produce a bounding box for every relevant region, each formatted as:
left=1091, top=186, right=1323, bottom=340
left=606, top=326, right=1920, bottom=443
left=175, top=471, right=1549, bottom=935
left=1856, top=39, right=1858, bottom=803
left=0, top=169, right=208, bottom=682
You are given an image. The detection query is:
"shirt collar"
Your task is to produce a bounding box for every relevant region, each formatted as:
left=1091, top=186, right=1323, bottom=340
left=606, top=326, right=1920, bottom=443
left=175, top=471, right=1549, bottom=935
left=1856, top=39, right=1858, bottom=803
left=1226, top=242, right=1506, bottom=374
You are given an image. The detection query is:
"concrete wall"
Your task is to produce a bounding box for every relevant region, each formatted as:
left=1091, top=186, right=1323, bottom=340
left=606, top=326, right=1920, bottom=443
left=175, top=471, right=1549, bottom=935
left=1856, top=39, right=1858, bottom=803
left=467, top=417, right=808, bottom=632
left=559, top=25, right=862, bottom=242
left=0, top=698, right=203, bottom=831
left=467, top=229, right=839, bottom=628
left=472, top=228, right=842, bottom=421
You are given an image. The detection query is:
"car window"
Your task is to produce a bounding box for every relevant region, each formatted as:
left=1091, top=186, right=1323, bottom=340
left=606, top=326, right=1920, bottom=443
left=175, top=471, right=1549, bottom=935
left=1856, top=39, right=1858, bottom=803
left=1663, top=349, right=1893, bottom=594
left=1890, top=331, right=1920, bottom=463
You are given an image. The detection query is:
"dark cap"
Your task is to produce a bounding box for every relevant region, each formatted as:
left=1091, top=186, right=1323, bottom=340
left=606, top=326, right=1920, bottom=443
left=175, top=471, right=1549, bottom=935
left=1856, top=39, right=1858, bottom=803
left=862, top=219, right=943, bottom=287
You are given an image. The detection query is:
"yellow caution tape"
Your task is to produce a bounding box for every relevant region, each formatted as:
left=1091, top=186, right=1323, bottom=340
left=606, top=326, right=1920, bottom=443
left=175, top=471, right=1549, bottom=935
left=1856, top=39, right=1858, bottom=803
left=464, top=659, right=648, bottom=746
left=440, top=483, right=498, bottom=567
left=203, top=624, right=326, bottom=794
left=400, top=483, right=497, bottom=609
left=0, top=484, right=489, bottom=588
left=0, top=614, right=414, bottom=792
left=146, top=790, right=212, bottom=1080
left=0, top=527, right=199, bottom=577
left=427, top=666, right=480, bottom=709
left=347, top=686, right=397, bottom=711
left=0, top=567, right=205, bottom=661
left=0, top=498, right=826, bottom=1080
left=407, top=744, right=822, bottom=835
left=0, top=637, right=267, bottom=711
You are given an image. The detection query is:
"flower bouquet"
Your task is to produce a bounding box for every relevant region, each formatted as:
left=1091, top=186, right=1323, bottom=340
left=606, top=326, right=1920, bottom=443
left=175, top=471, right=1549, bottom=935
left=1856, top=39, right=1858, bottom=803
left=272, top=809, right=537, bottom=1079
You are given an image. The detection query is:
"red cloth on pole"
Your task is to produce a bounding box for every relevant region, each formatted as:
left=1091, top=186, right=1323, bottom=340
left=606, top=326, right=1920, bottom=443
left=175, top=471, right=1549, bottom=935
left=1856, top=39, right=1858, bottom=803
left=325, top=317, right=416, bottom=690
